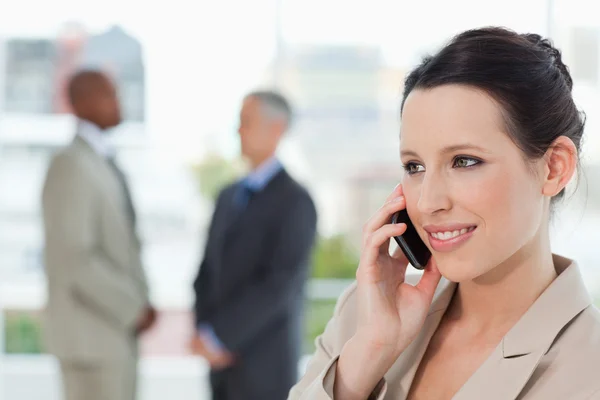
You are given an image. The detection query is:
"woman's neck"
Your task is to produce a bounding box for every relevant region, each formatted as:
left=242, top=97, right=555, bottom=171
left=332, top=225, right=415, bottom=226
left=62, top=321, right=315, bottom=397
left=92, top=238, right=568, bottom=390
left=445, top=235, right=557, bottom=332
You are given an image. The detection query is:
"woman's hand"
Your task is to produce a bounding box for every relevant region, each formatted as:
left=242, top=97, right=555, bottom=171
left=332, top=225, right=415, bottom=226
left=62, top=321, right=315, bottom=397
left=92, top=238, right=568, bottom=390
left=355, top=184, right=442, bottom=352
left=334, top=184, right=442, bottom=400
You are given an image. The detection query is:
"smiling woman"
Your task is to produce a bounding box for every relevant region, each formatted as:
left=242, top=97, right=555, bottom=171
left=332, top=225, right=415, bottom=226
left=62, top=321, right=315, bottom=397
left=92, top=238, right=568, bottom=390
left=399, top=82, right=579, bottom=282
left=290, top=27, right=600, bottom=400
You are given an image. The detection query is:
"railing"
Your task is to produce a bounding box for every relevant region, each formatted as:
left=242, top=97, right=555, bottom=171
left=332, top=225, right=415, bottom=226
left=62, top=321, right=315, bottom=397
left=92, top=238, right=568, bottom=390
left=0, top=278, right=355, bottom=400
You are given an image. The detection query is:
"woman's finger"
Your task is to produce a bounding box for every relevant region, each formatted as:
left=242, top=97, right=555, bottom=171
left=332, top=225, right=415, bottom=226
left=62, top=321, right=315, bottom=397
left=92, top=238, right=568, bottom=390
left=415, top=258, right=442, bottom=302
left=384, top=183, right=404, bottom=203
left=362, top=184, right=404, bottom=235
left=358, top=223, right=407, bottom=278
left=362, top=196, right=407, bottom=245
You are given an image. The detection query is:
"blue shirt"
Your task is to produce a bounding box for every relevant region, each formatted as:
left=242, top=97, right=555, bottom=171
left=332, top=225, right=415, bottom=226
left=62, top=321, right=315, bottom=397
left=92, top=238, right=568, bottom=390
left=244, top=157, right=283, bottom=192
left=232, top=157, right=283, bottom=210
left=199, top=157, right=283, bottom=350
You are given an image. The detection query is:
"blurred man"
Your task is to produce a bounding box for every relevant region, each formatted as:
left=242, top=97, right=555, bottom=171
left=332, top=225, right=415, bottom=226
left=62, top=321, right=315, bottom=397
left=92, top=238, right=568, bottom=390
left=42, top=70, right=156, bottom=400
left=192, top=90, right=318, bottom=400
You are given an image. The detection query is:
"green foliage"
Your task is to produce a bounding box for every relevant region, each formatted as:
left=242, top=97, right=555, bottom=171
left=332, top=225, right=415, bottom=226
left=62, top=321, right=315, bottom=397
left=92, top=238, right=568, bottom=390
left=311, top=235, right=359, bottom=279
left=191, top=153, right=244, bottom=202
left=4, top=312, right=43, bottom=354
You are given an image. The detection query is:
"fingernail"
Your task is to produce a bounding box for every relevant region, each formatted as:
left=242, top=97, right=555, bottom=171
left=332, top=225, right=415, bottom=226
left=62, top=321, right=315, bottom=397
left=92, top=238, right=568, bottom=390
left=393, top=196, right=404, bottom=202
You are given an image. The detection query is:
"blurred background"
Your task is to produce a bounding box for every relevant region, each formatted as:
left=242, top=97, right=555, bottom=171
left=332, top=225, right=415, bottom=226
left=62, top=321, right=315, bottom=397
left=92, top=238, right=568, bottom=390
left=1, top=0, right=600, bottom=398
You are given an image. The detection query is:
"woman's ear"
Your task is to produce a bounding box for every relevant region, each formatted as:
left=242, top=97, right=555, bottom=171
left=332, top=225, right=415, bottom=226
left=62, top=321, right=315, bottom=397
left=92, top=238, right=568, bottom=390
left=541, top=136, right=578, bottom=197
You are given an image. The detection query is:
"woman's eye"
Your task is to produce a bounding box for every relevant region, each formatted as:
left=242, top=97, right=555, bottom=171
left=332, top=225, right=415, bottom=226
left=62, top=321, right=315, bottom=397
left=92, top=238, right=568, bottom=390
left=404, top=163, right=425, bottom=175
left=453, top=156, right=480, bottom=169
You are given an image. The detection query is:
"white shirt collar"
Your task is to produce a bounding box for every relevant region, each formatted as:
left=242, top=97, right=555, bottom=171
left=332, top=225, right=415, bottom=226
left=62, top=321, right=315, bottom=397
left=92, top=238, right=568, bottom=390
left=77, top=119, right=114, bottom=158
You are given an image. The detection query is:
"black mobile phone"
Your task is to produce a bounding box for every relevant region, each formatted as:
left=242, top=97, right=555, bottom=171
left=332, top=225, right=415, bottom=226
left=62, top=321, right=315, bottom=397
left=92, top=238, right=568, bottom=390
left=391, top=209, right=431, bottom=270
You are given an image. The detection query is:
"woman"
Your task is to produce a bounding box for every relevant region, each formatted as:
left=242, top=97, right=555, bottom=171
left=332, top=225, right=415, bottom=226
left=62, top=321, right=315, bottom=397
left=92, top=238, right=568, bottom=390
left=289, top=27, right=600, bottom=400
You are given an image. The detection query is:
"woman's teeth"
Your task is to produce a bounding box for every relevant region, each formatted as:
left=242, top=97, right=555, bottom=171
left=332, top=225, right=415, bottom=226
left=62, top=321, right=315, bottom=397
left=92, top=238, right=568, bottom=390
left=430, top=226, right=475, bottom=241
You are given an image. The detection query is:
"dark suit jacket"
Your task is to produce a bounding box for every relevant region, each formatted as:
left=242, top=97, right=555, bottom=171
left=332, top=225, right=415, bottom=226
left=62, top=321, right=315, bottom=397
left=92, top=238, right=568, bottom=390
left=193, top=168, right=317, bottom=400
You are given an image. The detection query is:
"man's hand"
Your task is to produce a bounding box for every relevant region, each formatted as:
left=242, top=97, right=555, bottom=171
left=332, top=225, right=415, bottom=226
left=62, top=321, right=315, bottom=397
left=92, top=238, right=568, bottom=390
left=190, top=335, right=236, bottom=370
left=135, top=305, right=157, bottom=335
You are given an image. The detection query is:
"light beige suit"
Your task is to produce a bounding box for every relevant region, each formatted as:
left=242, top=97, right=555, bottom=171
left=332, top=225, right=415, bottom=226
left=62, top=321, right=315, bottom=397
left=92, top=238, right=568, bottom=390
left=290, top=255, right=600, bottom=399
left=42, top=134, right=149, bottom=400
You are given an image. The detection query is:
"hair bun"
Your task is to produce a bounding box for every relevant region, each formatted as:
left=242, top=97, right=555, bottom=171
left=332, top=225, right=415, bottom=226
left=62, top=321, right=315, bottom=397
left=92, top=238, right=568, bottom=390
left=523, top=33, right=573, bottom=90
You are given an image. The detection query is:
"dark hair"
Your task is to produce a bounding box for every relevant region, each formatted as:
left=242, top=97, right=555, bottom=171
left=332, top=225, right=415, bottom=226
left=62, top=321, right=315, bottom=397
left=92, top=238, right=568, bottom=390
left=401, top=27, right=585, bottom=200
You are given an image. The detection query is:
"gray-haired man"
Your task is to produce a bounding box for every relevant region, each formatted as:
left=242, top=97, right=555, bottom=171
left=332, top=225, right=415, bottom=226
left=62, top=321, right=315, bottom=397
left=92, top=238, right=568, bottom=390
left=192, top=90, right=318, bottom=400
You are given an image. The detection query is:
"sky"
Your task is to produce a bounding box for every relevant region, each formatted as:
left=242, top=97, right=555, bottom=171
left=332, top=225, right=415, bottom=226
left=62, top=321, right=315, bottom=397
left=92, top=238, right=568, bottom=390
left=0, top=0, right=558, bottom=54
left=0, top=0, right=598, bottom=161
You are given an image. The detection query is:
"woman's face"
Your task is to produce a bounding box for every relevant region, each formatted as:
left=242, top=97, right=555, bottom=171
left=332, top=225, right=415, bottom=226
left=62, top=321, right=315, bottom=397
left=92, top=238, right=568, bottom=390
left=400, top=85, right=548, bottom=282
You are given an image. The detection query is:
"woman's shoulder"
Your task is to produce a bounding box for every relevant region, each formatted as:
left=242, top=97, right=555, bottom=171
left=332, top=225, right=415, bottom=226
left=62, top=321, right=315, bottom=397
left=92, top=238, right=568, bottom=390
left=523, top=305, right=600, bottom=398
left=327, top=281, right=359, bottom=349
left=559, top=304, right=600, bottom=353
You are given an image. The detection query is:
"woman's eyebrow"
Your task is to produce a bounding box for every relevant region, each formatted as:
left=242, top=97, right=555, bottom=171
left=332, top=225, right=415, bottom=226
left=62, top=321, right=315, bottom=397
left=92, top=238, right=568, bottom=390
left=400, top=143, right=492, bottom=158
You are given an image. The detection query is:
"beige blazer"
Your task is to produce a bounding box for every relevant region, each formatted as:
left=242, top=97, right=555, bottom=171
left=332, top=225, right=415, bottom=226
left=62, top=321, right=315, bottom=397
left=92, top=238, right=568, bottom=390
left=290, top=255, right=600, bottom=399
left=42, top=135, right=149, bottom=362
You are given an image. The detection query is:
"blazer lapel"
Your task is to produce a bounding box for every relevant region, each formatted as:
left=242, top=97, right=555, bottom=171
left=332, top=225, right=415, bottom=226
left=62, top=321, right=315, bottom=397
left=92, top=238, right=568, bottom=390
left=452, top=345, right=547, bottom=400
left=209, top=187, right=237, bottom=255
left=73, top=135, right=117, bottom=196
left=223, top=169, right=288, bottom=239
left=454, top=255, right=592, bottom=400
left=73, top=136, right=138, bottom=241
left=205, top=170, right=288, bottom=285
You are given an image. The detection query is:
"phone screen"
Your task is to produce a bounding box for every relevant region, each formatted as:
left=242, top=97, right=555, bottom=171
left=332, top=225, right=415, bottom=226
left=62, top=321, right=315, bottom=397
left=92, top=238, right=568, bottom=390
left=391, top=209, right=432, bottom=270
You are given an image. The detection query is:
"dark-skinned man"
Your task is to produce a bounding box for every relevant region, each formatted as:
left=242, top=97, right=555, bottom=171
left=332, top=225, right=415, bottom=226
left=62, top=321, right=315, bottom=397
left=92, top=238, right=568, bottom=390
left=42, top=70, right=156, bottom=400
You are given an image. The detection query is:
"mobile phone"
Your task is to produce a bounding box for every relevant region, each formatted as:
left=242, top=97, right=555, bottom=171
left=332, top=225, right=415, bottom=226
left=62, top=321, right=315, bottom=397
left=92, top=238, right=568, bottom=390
left=391, top=209, right=431, bottom=270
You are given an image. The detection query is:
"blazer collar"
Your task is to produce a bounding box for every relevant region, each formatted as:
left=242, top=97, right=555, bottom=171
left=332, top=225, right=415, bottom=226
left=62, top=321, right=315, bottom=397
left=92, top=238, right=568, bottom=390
left=73, top=134, right=104, bottom=159
left=426, top=254, right=592, bottom=357
left=501, top=254, right=592, bottom=357
left=75, top=119, right=114, bottom=158
left=456, top=255, right=592, bottom=400
left=391, top=254, right=593, bottom=400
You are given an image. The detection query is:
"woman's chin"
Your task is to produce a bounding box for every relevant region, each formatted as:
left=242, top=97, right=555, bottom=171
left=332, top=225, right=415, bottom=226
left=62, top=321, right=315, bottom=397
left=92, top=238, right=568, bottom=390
left=435, top=259, right=486, bottom=283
